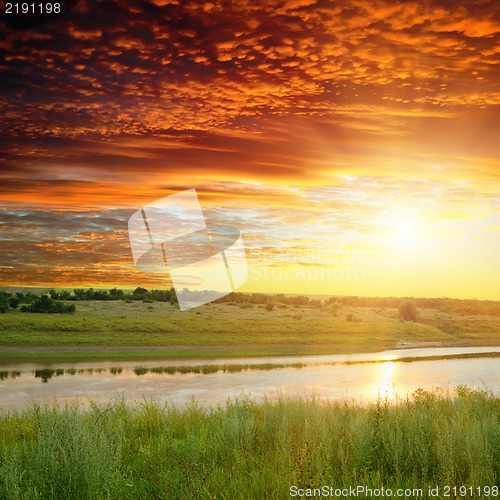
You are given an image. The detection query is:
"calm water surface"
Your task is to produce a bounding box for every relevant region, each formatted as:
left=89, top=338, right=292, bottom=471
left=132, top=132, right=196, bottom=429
left=0, top=347, right=499, bottom=409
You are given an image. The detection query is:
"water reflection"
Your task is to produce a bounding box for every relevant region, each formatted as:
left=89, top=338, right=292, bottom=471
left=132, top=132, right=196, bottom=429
left=33, top=367, right=107, bottom=383
left=375, top=360, right=396, bottom=397
left=0, top=347, right=498, bottom=409
left=3, top=349, right=499, bottom=384
left=0, top=371, right=20, bottom=381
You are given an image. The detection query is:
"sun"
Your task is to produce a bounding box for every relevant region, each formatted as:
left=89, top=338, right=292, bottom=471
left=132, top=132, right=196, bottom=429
left=396, top=220, right=414, bottom=239
left=390, top=216, right=422, bottom=249
left=371, top=211, right=427, bottom=253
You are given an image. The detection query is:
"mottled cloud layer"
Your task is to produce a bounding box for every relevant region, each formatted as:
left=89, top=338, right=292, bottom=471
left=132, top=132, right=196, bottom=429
left=0, top=0, right=499, bottom=294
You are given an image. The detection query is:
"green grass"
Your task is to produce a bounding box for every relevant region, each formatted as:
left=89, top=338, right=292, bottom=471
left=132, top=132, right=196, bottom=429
left=1, top=301, right=499, bottom=361
left=0, top=388, right=498, bottom=499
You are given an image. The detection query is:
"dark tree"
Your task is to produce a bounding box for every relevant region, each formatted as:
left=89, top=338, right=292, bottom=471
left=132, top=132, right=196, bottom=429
left=399, top=300, right=418, bottom=321
left=0, top=294, right=10, bottom=313
left=8, top=296, right=20, bottom=309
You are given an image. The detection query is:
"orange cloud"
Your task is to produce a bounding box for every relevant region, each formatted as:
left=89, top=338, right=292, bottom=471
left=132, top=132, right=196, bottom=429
left=1, top=0, right=499, bottom=296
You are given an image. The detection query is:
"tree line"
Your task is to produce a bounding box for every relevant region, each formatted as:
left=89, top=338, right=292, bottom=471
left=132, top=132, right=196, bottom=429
left=0, top=291, right=75, bottom=314
left=1, top=287, right=499, bottom=317
left=0, top=287, right=179, bottom=314
left=329, top=295, right=500, bottom=316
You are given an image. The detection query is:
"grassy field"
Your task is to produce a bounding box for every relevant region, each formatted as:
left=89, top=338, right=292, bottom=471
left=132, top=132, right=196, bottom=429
left=0, top=300, right=499, bottom=360
left=0, top=387, right=498, bottom=499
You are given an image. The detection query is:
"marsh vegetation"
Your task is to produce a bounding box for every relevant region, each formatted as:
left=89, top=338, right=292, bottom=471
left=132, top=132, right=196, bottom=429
left=0, top=387, right=498, bottom=499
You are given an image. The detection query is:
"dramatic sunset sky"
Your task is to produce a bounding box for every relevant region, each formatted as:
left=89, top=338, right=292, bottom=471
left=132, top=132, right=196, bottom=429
left=1, top=0, right=499, bottom=299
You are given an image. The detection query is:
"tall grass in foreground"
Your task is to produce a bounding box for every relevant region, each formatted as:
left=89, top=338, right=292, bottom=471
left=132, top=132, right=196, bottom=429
left=0, top=387, right=498, bottom=499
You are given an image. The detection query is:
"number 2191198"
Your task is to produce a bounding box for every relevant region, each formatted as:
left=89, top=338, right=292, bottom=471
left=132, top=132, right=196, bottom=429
left=5, top=3, right=62, bottom=14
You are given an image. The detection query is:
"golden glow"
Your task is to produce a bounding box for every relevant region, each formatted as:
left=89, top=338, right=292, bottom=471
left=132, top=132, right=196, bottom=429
left=1, top=0, right=499, bottom=299
left=373, top=358, right=396, bottom=398
left=396, top=220, right=414, bottom=240
left=388, top=216, right=424, bottom=251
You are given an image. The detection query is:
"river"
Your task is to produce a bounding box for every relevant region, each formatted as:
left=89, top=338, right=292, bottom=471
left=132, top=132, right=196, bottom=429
left=0, top=346, right=499, bottom=409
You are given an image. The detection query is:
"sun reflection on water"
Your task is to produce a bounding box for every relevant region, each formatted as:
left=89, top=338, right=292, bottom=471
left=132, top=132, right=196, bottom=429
left=374, top=358, right=396, bottom=398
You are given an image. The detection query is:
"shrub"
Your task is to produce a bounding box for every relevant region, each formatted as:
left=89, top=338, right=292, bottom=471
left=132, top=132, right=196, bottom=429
left=20, top=295, right=76, bottom=314
left=265, top=302, right=274, bottom=311
left=6, top=296, right=18, bottom=309
left=399, top=300, right=418, bottom=321
left=132, top=287, right=148, bottom=299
